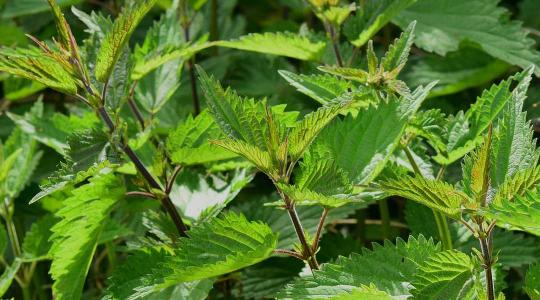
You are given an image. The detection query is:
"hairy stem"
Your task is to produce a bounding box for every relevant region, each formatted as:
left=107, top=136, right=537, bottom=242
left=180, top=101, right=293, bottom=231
left=403, top=146, right=453, bottom=249
left=479, top=235, right=495, bottom=300
left=97, top=106, right=188, bottom=236
left=312, top=207, right=329, bottom=252
left=378, top=198, right=391, bottom=240
left=326, top=24, right=344, bottom=67
left=279, top=190, right=319, bottom=271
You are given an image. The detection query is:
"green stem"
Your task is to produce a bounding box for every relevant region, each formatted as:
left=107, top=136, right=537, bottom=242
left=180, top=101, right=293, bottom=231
left=433, top=211, right=453, bottom=250
left=403, top=146, right=453, bottom=249
left=378, top=199, right=391, bottom=240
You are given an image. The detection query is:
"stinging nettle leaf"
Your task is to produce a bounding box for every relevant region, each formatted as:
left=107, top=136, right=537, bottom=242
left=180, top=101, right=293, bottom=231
left=393, top=0, right=540, bottom=76
left=95, top=0, right=157, bottom=82
left=215, top=31, right=326, bottom=61
left=49, top=172, right=125, bottom=300
left=105, top=212, right=277, bottom=299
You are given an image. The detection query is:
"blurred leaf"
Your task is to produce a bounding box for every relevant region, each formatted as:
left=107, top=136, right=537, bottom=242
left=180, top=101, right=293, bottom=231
left=393, top=0, right=540, bottom=76
left=1, top=0, right=80, bottom=18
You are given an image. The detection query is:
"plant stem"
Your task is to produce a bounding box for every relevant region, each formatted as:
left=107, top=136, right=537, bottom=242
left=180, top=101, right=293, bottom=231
left=378, top=198, right=391, bottom=240
left=312, top=207, right=329, bottom=252
left=403, top=146, right=453, bottom=249
left=479, top=235, right=495, bottom=300
left=3, top=204, right=21, bottom=257
left=209, top=0, right=218, bottom=42
left=97, top=106, right=188, bottom=236
left=326, top=24, right=344, bottom=67
left=126, top=81, right=145, bottom=130
left=279, top=191, right=319, bottom=271
left=433, top=211, right=453, bottom=250
left=182, top=17, right=201, bottom=115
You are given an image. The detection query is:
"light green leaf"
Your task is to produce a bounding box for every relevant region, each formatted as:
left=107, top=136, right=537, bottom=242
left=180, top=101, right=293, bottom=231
left=215, top=32, right=326, bottom=61
left=344, top=0, right=416, bottom=47
left=381, top=21, right=415, bottom=72
left=380, top=176, right=468, bottom=219
left=95, top=0, right=157, bottom=82
left=411, top=250, right=475, bottom=299
left=0, top=259, right=22, bottom=297
left=0, top=47, right=78, bottom=94
left=212, top=139, right=273, bottom=174
left=277, top=236, right=440, bottom=299
left=105, top=212, right=277, bottom=299
left=3, top=77, right=46, bottom=101
left=166, top=110, right=237, bottom=166
left=49, top=172, right=125, bottom=300
left=141, top=280, right=213, bottom=300
left=393, top=0, right=540, bottom=76
left=278, top=70, right=351, bottom=105
left=331, top=285, right=393, bottom=300
left=483, top=191, right=540, bottom=236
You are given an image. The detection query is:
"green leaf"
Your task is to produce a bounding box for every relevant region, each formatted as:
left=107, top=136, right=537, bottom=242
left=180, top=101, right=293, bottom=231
left=241, top=257, right=304, bottom=299
left=393, top=0, right=540, bottom=76
left=483, top=191, right=540, bottom=236
left=431, top=69, right=531, bottom=165
left=95, top=0, right=157, bottom=82
left=288, top=100, right=351, bottom=160
left=343, top=0, right=416, bottom=47
left=0, top=259, right=22, bottom=297
left=1, top=0, right=81, bottom=18
left=0, top=47, right=78, bottom=94
left=380, top=21, right=415, bottom=72
left=212, top=139, right=273, bottom=174
left=215, top=32, right=326, bottom=61
left=166, top=110, right=237, bottom=166
left=105, top=212, right=277, bottom=299
left=3, top=77, right=46, bottom=101
left=21, top=215, right=56, bottom=262
left=278, top=70, right=351, bottom=105
left=308, top=86, right=431, bottom=186
left=492, top=165, right=540, bottom=205
left=404, top=47, right=509, bottom=98
left=380, top=176, right=468, bottom=219
left=490, top=67, right=536, bottom=189
left=237, top=199, right=355, bottom=250
left=49, top=172, right=125, bottom=300
left=141, top=280, right=213, bottom=300
left=47, top=0, right=74, bottom=52
left=411, top=250, right=475, bottom=299
left=526, top=264, right=540, bottom=300
left=331, top=285, right=393, bottom=300
left=169, top=168, right=254, bottom=220
left=277, top=236, right=440, bottom=298
left=456, top=228, right=540, bottom=270
left=1, top=127, right=42, bottom=199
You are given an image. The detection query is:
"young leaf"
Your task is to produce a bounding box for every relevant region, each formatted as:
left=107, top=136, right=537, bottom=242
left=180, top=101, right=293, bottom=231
left=166, top=110, right=237, bottom=165
left=0, top=47, right=78, bottom=94
left=343, top=0, right=416, bottom=47
left=483, top=191, right=540, bottom=236
left=277, top=236, right=440, bottom=298
left=490, top=66, right=536, bottom=189
left=393, top=0, right=540, bottom=76
left=411, top=250, right=475, bottom=299
left=380, top=21, right=415, bottom=72
left=105, top=212, right=278, bottom=299
left=95, top=0, right=157, bottom=82
left=380, top=176, right=468, bottom=219
left=215, top=32, right=326, bottom=61
left=49, top=172, right=125, bottom=300
left=21, top=215, right=56, bottom=262
left=47, top=0, right=74, bottom=52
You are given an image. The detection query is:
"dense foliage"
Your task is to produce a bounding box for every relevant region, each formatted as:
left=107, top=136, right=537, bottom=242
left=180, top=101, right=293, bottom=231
left=1, top=0, right=540, bottom=299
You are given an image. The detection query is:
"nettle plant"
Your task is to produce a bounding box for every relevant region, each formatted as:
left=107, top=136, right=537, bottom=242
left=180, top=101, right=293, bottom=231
left=1, top=0, right=540, bottom=299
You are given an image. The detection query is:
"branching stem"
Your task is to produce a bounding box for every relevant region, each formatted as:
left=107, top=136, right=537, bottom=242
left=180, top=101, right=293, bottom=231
left=312, top=207, right=329, bottom=252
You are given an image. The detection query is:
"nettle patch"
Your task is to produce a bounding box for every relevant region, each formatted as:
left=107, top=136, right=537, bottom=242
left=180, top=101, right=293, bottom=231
left=0, top=0, right=540, bottom=299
